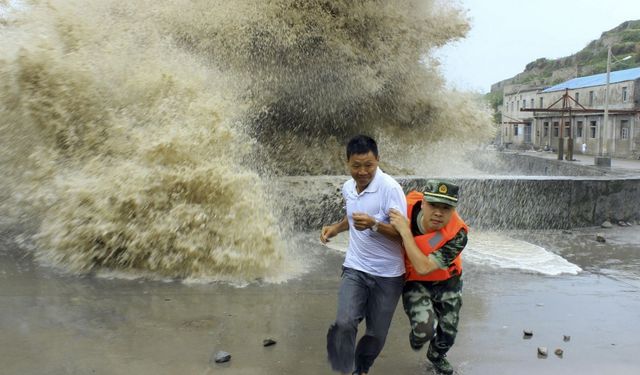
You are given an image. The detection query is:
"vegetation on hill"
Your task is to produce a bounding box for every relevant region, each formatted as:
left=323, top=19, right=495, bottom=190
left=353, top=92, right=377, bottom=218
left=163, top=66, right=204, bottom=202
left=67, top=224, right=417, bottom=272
left=485, top=20, right=640, bottom=119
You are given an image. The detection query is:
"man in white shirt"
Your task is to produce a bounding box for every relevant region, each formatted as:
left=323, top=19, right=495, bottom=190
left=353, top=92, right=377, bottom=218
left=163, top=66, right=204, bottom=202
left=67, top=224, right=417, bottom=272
left=321, top=135, right=407, bottom=375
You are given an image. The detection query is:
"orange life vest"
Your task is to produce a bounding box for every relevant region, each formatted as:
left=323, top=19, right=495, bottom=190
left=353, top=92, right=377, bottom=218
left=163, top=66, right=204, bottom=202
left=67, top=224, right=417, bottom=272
left=404, top=191, right=468, bottom=282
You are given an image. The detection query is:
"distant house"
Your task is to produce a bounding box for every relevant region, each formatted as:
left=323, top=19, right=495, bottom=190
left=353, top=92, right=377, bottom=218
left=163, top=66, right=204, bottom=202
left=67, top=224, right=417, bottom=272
left=502, top=85, right=543, bottom=147
left=500, top=67, right=640, bottom=159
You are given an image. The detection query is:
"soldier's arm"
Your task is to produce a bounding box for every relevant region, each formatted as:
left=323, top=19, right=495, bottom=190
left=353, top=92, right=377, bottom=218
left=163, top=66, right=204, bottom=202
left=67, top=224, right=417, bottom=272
left=390, top=208, right=442, bottom=275
left=429, top=229, right=468, bottom=270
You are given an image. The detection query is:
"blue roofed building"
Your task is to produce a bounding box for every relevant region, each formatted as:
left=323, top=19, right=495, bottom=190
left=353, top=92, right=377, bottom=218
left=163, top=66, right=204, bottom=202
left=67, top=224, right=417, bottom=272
left=501, top=66, right=640, bottom=159
left=542, top=67, right=640, bottom=94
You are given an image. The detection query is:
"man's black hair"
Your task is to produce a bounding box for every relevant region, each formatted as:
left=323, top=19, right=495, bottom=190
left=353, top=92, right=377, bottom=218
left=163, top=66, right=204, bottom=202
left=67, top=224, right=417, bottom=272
left=346, top=135, right=378, bottom=160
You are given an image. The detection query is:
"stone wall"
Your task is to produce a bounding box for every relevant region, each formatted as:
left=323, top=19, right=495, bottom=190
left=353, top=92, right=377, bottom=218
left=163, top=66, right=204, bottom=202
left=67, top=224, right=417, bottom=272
left=469, top=151, right=616, bottom=177
left=275, top=176, right=640, bottom=231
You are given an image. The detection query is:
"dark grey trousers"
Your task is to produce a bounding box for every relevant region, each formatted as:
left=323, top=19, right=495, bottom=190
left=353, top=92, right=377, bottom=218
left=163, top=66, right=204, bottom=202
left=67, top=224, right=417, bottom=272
left=327, top=267, right=404, bottom=374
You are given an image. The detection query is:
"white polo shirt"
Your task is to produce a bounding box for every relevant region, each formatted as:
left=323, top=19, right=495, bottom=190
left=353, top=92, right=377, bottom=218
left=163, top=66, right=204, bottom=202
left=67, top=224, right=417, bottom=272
left=342, top=167, right=407, bottom=277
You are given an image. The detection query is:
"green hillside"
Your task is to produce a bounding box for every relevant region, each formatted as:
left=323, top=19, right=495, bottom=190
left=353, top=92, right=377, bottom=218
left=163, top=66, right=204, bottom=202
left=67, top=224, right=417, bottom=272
left=516, top=20, right=640, bottom=86
left=487, top=20, right=640, bottom=119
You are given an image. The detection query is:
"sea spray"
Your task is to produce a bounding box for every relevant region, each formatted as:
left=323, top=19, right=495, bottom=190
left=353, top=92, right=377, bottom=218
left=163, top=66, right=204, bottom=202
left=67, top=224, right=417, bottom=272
left=0, top=0, right=287, bottom=281
left=161, top=0, right=495, bottom=175
left=1, top=0, right=495, bottom=281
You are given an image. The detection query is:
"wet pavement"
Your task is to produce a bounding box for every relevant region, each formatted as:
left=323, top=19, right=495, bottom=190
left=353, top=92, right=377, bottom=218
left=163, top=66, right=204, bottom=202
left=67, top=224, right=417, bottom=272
left=2, top=223, right=640, bottom=375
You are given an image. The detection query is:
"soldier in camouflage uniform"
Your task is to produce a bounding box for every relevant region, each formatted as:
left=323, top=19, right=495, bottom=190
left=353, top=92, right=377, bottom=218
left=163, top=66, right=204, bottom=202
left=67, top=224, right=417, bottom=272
left=389, top=180, right=468, bottom=375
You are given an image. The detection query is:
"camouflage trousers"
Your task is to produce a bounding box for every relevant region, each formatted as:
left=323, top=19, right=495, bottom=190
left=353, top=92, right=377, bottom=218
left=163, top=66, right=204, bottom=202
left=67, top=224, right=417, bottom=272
left=402, top=275, right=463, bottom=356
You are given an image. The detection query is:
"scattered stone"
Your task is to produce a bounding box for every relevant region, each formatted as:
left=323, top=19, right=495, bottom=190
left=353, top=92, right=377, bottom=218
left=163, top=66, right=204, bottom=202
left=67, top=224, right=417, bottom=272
left=563, top=335, right=571, bottom=342
left=263, top=338, right=277, bottom=347
left=554, top=348, right=564, bottom=357
left=211, top=351, right=231, bottom=364
left=537, top=347, right=548, bottom=357
left=523, top=329, right=533, bottom=337
left=536, top=303, right=544, bottom=307
left=596, top=234, right=606, bottom=243
left=617, top=220, right=628, bottom=227
left=601, top=220, right=613, bottom=228
left=626, top=221, right=633, bottom=226
left=562, top=230, right=572, bottom=234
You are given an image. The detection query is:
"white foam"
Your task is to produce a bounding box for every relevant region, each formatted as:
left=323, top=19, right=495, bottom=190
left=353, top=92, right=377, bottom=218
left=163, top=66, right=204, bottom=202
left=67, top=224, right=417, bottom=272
left=465, top=231, right=582, bottom=275
left=323, top=231, right=349, bottom=253
left=0, top=0, right=27, bottom=19
left=325, top=231, right=582, bottom=276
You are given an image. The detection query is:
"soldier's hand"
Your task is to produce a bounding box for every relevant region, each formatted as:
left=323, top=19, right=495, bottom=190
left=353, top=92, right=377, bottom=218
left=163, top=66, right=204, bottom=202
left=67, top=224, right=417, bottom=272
left=389, top=209, right=410, bottom=235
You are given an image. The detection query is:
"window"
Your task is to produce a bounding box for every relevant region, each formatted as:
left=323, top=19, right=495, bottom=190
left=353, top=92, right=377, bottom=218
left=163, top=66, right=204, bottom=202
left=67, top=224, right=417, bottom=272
left=544, top=122, right=549, bottom=136
left=590, top=121, right=597, bottom=138
left=517, top=100, right=520, bottom=110
left=539, top=97, right=544, bottom=108
left=589, top=91, right=594, bottom=106
left=522, top=99, right=526, bottom=109
left=575, top=92, right=579, bottom=103
left=553, top=122, right=559, bottom=137
left=622, top=87, right=628, bottom=102
left=577, top=121, right=583, bottom=137
left=514, top=124, right=519, bottom=136
left=564, top=122, right=570, bottom=137
left=511, top=102, right=514, bottom=111
left=621, top=120, right=629, bottom=139
left=531, top=99, right=534, bottom=108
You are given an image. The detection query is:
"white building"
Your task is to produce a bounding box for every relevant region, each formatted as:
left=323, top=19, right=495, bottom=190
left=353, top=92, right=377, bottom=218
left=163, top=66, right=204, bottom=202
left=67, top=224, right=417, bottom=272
left=501, top=67, right=640, bottom=159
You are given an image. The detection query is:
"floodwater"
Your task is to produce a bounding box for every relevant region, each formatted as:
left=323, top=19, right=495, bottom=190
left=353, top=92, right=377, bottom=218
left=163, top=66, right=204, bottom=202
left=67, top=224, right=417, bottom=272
left=2, top=222, right=640, bottom=375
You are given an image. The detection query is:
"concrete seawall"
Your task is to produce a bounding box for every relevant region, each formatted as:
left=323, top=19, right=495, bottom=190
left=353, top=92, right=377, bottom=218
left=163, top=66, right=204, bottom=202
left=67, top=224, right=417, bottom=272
left=275, top=176, right=640, bottom=230
left=274, top=152, right=640, bottom=230
left=469, top=151, right=626, bottom=177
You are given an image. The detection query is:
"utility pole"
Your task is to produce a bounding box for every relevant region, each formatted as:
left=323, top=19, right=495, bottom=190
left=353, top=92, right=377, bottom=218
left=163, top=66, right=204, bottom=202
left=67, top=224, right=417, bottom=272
left=595, top=47, right=612, bottom=167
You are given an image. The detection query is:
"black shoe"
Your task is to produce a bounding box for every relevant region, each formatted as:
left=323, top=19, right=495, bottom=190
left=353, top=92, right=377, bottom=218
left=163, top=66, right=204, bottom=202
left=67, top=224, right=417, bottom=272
left=409, top=332, right=424, bottom=352
left=426, top=346, right=453, bottom=375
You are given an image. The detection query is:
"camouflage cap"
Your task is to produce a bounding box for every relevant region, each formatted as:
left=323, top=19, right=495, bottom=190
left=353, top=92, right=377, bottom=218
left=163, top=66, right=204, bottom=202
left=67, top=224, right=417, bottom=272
left=423, top=179, right=459, bottom=207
